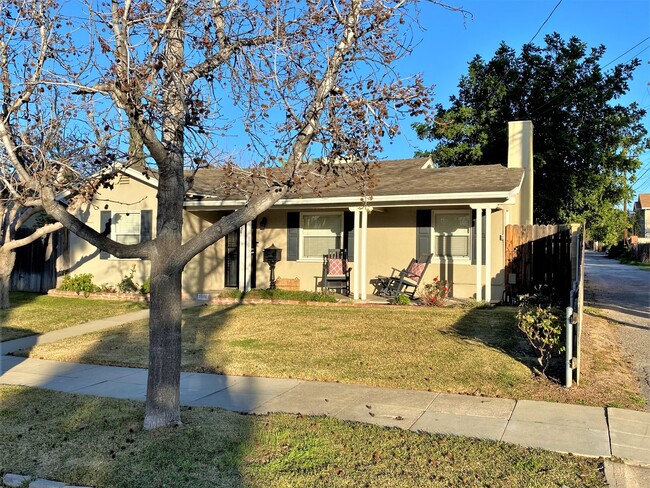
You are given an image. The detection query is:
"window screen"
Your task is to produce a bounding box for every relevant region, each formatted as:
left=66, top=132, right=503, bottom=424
left=433, top=212, right=470, bottom=258
left=302, top=214, right=342, bottom=259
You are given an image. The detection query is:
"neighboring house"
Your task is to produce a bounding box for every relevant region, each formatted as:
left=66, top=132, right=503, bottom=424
left=60, top=120, right=535, bottom=302
left=633, top=193, right=650, bottom=238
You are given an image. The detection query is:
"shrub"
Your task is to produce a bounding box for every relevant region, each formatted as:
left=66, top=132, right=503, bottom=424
left=140, top=278, right=151, bottom=295
left=419, top=277, right=450, bottom=306
left=391, top=294, right=411, bottom=306
left=516, top=296, right=565, bottom=375
left=59, top=274, right=100, bottom=297
left=117, top=265, right=140, bottom=293
left=461, top=299, right=491, bottom=309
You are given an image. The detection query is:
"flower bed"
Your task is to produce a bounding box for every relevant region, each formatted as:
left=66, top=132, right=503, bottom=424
left=47, top=289, right=150, bottom=303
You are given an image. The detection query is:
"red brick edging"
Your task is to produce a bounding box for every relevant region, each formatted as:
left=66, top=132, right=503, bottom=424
left=208, top=297, right=390, bottom=307
left=46, top=289, right=393, bottom=307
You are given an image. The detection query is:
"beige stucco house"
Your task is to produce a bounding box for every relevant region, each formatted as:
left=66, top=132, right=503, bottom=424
left=59, top=120, right=535, bottom=303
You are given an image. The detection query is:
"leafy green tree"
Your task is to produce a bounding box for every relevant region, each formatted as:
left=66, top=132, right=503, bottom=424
left=413, top=34, right=648, bottom=244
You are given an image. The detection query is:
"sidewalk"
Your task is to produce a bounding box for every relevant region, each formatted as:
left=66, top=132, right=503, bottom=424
left=2, top=353, right=649, bottom=465
left=1, top=309, right=650, bottom=484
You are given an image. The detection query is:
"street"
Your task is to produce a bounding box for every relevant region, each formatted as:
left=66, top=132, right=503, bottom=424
left=584, top=251, right=650, bottom=409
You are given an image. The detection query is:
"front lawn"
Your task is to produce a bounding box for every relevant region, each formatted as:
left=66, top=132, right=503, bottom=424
left=0, top=292, right=148, bottom=342
left=18, top=303, right=644, bottom=409
left=0, top=385, right=606, bottom=488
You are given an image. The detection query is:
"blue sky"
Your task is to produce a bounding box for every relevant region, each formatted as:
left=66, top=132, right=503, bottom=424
left=382, top=0, right=650, bottom=201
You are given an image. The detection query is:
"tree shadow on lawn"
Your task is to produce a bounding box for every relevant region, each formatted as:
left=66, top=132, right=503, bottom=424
left=1, top=292, right=42, bottom=342
left=443, top=306, right=565, bottom=384
left=0, top=385, right=254, bottom=488
left=3, top=300, right=258, bottom=487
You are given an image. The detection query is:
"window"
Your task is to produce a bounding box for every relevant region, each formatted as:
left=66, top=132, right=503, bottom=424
left=112, top=212, right=141, bottom=245
left=99, top=209, right=152, bottom=260
left=300, top=213, right=343, bottom=259
left=433, top=211, right=471, bottom=259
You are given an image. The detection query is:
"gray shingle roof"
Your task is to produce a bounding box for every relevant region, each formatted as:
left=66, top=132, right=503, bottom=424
left=187, top=158, right=524, bottom=202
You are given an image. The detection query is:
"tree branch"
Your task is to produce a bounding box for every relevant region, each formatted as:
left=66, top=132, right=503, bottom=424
left=40, top=188, right=153, bottom=259
left=2, top=221, right=63, bottom=252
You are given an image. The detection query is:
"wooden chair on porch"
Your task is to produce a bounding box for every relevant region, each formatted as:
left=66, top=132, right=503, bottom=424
left=376, top=253, right=433, bottom=299
left=323, top=249, right=351, bottom=296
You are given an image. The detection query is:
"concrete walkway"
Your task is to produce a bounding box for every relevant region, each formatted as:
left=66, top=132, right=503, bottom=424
left=1, top=307, right=650, bottom=486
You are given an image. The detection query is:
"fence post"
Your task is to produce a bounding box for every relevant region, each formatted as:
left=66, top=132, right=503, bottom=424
left=576, top=234, right=584, bottom=386
left=565, top=306, right=573, bottom=388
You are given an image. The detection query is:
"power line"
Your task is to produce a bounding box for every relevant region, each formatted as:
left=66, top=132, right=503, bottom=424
left=633, top=165, right=650, bottom=188
left=449, top=0, right=566, bottom=131
left=633, top=176, right=650, bottom=193
left=602, top=36, right=650, bottom=68
left=528, top=0, right=563, bottom=45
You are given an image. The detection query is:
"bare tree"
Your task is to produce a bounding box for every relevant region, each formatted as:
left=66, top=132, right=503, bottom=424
left=1, top=0, right=465, bottom=429
left=0, top=202, right=62, bottom=309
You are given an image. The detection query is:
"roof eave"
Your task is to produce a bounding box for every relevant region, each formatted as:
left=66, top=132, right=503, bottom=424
left=184, top=188, right=521, bottom=210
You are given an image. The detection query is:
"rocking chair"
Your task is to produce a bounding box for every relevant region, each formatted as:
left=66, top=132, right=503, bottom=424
left=376, top=253, right=433, bottom=299
left=323, top=249, right=351, bottom=296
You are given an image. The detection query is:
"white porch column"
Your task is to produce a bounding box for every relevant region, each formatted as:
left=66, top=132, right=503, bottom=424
left=474, top=207, right=483, bottom=301
left=360, top=207, right=372, bottom=300
left=352, top=208, right=360, bottom=299
left=485, top=209, right=492, bottom=303
left=239, top=222, right=252, bottom=292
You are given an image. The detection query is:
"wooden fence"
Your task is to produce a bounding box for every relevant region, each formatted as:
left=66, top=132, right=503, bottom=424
left=504, top=224, right=573, bottom=304
left=9, top=228, right=66, bottom=293
left=505, top=223, right=585, bottom=386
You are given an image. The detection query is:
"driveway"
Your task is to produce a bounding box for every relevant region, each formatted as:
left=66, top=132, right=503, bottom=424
left=584, top=251, right=650, bottom=408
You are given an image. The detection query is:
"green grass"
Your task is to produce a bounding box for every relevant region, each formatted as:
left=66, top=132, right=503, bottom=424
left=618, top=257, right=650, bottom=270
left=0, top=385, right=606, bottom=488
left=0, top=292, right=148, bottom=342
left=19, top=304, right=644, bottom=409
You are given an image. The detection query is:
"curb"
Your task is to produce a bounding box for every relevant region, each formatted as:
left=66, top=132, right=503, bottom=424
left=2, top=473, right=90, bottom=488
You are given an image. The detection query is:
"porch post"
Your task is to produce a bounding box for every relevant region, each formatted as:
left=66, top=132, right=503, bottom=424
left=352, top=208, right=360, bottom=299
left=360, top=207, right=372, bottom=300
left=239, top=222, right=252, bottom=292
left=244, top=221, right=252, bottom=292
left=474, top=207, right=483, bottom=301
left=485, top=208, right=492, bottom=303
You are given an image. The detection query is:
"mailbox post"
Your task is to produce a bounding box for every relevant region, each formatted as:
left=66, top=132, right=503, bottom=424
left=263, top=245, right=282, bottom=289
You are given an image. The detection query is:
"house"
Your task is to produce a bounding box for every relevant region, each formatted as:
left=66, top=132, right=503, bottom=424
left=633, top=193, right=650, bottom=238
left=58, top=120, right=534, bottom=302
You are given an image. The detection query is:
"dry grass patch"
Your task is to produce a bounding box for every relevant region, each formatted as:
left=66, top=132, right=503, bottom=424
left=0, top=292, right=148, bottom=342
left=18, top=303, right=645, bottom=409
left=0, top=385, right=606, bottom=488
left=513, top=311, right=646, bottom=409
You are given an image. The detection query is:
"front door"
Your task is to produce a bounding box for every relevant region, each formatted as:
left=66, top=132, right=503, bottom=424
left=250, top=219, right=257, bottom=289
left=225, top=229, right=239, bottom=288
left=224, top=221, right=257, bottom=289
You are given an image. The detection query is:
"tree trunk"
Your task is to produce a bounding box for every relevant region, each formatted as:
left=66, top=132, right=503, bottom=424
left=0, top=250, right=16, bottom=309
left=141, top=1, right=187, bottom=430
left=143, top=256, right=183, bottom=429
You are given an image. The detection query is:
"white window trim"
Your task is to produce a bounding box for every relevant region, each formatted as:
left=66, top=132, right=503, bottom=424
left=108, top=211, right=142, bottom=261
left=298, top=211, right=344, bottom=262
left=431, top=209, right=472, bottom=263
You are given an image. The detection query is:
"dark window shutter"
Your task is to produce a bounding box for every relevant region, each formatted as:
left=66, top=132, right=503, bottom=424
left=416, top=209, right=431, bottom=258
left=99, top=210, right=111, bottom=260
left=287, top=212, right=299, bottom=261
left=470, top=210, right=485, bottom=264
left=140, top=210, right=153, bottom=242
left=343, top=211, right=355, bottom=262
